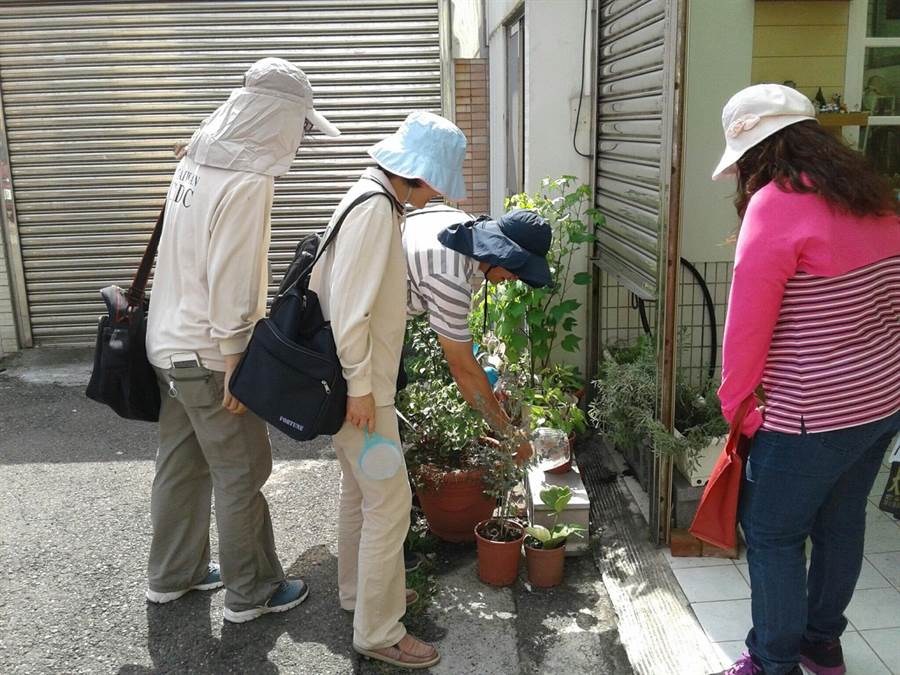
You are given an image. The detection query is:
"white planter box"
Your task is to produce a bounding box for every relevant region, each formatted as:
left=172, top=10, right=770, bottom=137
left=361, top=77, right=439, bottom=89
left=525, top=466, right=590, bottom=556
left=675, top=434, right=726, bottom=487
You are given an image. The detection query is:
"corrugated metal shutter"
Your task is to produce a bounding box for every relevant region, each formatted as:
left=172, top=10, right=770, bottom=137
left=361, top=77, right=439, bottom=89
left=594, top=0, right=676, bottom=300
left=0, top=0, right=441, bottom=345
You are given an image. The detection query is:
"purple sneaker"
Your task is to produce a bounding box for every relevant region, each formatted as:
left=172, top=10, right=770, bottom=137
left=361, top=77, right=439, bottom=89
left=712, top=653, right=803, bottom=675
left=713, top=653, right=763, bottom=675
left=800, top=638, right=846, bottom=675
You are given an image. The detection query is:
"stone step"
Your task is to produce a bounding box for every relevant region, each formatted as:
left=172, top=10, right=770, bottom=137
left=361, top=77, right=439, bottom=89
left=526, top=465, right=591, bottom=556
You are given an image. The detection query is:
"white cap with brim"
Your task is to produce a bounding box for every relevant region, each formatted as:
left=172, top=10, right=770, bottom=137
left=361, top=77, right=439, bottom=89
left=187, top=57, right=340, bottom=177
left=712, top=83, right=817, bottom=180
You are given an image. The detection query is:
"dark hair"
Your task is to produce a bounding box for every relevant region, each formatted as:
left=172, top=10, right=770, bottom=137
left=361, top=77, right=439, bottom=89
left=733, top=120, right=897, bottom=220
left=379, top=167, right=424, bottom=189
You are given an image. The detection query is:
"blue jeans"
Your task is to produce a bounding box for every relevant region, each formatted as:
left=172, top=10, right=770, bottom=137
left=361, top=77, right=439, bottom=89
left=740, top=410, right=899, bottom=675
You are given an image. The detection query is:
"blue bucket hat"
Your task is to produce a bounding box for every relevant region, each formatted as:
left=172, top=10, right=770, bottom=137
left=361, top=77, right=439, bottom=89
left=368, top=111, right=468, bottom=200
left=437, top=209, right=553, bottom=288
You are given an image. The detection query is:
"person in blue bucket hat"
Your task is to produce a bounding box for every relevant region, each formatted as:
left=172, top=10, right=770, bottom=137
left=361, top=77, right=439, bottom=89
left=308, top=111, right=466, bottom=670
left=368, top=110, right=468, bottom=202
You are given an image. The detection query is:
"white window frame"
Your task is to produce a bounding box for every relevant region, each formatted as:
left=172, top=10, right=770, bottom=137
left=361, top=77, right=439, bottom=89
left=844, top=0, right=900, bottom=147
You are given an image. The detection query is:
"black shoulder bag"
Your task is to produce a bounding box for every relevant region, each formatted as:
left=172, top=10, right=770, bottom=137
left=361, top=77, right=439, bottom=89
left=85, top=206, right=165, bottom=422
left=228, top=191, right=389, bottom=441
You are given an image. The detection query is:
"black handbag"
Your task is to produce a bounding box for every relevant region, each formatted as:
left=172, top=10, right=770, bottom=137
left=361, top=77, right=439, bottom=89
left=85, top=207, right=165, bottom=422
left=229, top=190, right=390, bottom=441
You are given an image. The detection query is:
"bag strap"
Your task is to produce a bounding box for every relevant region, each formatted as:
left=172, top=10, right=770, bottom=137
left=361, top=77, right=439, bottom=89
left=727, top=396, right=755, bottom=444
left=125, top=205, right=166, bottom=308
left=282, top=190, right=390, bottom=296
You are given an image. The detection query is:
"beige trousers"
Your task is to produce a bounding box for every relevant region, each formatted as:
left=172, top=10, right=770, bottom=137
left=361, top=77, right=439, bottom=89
left=333, top=405, right=412, bottom=650
left=148, top=366, right=284, bottom=612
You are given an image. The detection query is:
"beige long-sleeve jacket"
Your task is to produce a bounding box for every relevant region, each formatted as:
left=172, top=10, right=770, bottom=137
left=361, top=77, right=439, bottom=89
left=309, top=168, right=407, bottom=406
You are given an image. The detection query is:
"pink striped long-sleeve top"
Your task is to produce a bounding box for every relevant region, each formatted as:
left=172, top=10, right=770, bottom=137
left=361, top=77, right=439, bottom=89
left=718, top=181, right=900, bottom=437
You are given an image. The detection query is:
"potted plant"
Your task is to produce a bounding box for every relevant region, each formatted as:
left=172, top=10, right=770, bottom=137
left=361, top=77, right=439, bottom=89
left=399, top=318, right=518, bottom=543
left=588, top=336, right=728, bottom=488
left=524, top=485, right=586, bottom=588
left=400, top=380, right=500, bottom=543
left=474, top=441, right=530, bottom=586
left=525, top=366, right=587, bottom=473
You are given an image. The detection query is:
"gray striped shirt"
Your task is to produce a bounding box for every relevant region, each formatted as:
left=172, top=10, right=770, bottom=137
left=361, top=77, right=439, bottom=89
left=403, top=206, right=478, bottom=342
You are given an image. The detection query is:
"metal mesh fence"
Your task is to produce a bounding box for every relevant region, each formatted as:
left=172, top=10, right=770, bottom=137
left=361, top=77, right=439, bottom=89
left=597, top=260, right=734, bottom=389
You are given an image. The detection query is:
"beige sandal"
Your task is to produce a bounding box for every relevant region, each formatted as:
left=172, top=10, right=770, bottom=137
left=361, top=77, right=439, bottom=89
left=354, top=633, right=440, bottom=670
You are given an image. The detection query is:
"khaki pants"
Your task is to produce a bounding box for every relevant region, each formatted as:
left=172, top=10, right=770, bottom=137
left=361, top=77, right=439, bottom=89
left=334, top=405, right=412, bottom=650
left=148, top=366, right=284, bottom=612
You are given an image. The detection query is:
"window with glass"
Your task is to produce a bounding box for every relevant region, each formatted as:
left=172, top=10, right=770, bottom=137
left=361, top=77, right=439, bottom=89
left=505, top=15, right=524, bottom=197
left=858, top=1, right=900, bottom=184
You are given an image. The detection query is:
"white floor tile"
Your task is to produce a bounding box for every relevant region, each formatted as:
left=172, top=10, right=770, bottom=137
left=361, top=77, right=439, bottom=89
left=860, top=628, right=900, bottom=674
left=856, top=557, right=893, bottom=590
left=867, top=551, right=900, bottom=590
left=692, top=599, right=753, bottom=643
left=865, top=510, right=900, bottom=554
left=871, top=470, right=890, bottom=500
left=841, top=632, right=891, bottom=674
left=674, top=565, right=751, bottom=603
left=846, top=587, right=900, bottom=630
left=664, top=549, right=733, bottom=570
left=711, top=641, right=746, bottom=670
left=732, top=557, right=887, bottom=595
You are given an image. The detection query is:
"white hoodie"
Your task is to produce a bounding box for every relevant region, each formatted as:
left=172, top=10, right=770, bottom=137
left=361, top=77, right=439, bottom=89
left=146, top=58, right=338, bottom=372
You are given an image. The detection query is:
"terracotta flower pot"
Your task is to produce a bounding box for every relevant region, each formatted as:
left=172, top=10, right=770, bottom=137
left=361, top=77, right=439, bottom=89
left=475, top=519, right=525, bottom=586
left=525, top=542, right=566, bottom=588
left=416, top=468, right=495, bottom=543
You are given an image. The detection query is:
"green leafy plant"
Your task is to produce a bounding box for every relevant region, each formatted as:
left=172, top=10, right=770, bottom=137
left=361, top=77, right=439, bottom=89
left=398, top=318, right=526, bottom=498
left=478, top=176, right=600, bottom=377
left=527, top=363, right=587, bottom=436
left=588, top=336, right=728, bottom=473
left=525, top=486, right=586, bottom=549
left=476, top=458, right=529, bottom=543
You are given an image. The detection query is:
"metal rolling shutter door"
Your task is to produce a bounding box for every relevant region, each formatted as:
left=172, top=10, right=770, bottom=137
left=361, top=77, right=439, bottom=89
left=0, top=0, right=441, bottom=345
left=594, top=0, right=674, bottom=300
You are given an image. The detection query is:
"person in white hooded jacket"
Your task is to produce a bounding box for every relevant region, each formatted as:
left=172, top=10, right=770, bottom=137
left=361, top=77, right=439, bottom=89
left=144, top=58, right=340, bottom=624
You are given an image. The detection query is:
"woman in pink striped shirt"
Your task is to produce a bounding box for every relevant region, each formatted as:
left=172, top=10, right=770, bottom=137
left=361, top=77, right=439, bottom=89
left=712, top=85, right=900, bottom=675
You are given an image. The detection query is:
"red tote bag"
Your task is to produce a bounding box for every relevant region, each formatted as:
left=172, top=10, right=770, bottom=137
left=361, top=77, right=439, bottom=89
left=689, top=397, right=754, bottom=550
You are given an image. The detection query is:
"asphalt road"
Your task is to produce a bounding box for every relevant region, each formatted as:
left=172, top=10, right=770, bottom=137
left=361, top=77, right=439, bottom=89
left=0, top=349, right=631, bottom=675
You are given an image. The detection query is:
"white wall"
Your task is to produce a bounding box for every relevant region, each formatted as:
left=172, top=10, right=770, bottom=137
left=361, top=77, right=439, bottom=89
left=522, top=0, right=593, bottom=195
left=486, top=0, right=593, bottom=213
left=450, top=0, right=485, bottom=59
left=679, top=0, right=755, bottom=263
left=486, top=0, right=594, bottom=369
left=486, top=0, right=520, bottom=217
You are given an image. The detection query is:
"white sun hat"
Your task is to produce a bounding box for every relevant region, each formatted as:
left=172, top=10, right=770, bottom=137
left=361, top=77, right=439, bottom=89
left=712, top=83, right=817, bottom=180
left=187, top=57, right=340, bottom=177
left=368, top=111, right=468, bottom=200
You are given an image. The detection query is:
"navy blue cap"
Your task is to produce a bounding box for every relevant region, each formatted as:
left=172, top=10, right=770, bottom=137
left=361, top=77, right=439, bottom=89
left=437, top=209, right=553, bottom=288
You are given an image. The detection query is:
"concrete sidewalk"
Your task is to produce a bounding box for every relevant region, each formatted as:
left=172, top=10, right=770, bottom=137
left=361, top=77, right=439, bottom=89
left=0, top=348, right=631, bottom=674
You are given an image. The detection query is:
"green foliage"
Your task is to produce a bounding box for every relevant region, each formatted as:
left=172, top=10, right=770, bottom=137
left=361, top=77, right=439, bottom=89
left=404, top=315, right=451, bottom=385
left=525, top=486, right=586, bottom=549
left=398, top=318, right=528, bottom=499
left=526, top=382, right=586, bottom=436
left=493, top=357, right=586, bottom=437
left=479, top=176, right=601, bottom=376
left=587, top=336, right=728, bottom=472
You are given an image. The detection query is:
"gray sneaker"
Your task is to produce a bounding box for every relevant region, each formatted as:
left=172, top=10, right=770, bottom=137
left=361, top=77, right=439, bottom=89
left=146, top=563, right=223, bottom=604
